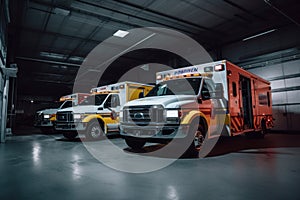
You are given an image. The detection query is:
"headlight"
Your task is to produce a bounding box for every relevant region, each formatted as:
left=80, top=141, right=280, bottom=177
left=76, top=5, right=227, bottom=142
left=43, top=114, right=50, bottom=119
left=166, top=110, right=179, bottom=118
left=73, top=114, right=83, bottom=119
left=119, top=110, right=123, bottom=118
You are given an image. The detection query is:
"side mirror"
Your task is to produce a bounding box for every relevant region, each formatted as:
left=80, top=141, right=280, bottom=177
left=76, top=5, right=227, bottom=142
left=110, top=110, right=118, bottom=120
left=98, top=107, right=103, bottom=110
left=201, top=90, right=211, bottom=100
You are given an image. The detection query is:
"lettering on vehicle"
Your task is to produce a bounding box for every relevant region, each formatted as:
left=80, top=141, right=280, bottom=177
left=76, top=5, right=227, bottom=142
left=174, top=67, right=198, bottom=75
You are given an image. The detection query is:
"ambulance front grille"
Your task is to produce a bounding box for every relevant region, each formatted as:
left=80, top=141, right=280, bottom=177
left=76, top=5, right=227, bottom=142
left=56, top=111, right=73, bottom=122
left=123, top=106, right=164, bottom=125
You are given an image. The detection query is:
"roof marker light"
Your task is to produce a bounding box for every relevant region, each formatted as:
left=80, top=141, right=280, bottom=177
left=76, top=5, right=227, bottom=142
left=214, top=64, right=225, bottom=71
left=156, top=74, right=162, bottom=80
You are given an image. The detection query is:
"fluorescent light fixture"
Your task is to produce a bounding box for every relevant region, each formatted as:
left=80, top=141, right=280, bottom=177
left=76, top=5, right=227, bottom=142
left=243, top=29, right=276, bottom=41
left=40, top=52, right=67, bottom=60
left=69, top=56, right=84, bottom=62
left=54, top=7, right=70, bottom=16
left=113, top=30, right=129, bottom=38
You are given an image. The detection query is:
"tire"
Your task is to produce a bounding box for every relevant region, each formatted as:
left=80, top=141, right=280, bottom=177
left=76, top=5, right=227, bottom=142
left=86, top=121, right=105, bottom=140
left=186, top=121, right=206, bottom=155
left=125, top=138, right=146, bottom=150
left=63, top=132, right=78, bottom=139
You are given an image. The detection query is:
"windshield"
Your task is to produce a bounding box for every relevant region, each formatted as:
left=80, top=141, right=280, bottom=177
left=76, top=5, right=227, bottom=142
left=146, top=78, right=201, bottom=97
left=60, top=101, right=72, bottom=109
left=79, top=94, right=108, bottom=106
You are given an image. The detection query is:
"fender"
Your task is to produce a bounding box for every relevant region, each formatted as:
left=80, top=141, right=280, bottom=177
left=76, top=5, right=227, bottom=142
left=82, top=114, right=118, bottom=133
left=50, top=115, right=56, bottom=122
left=181, top=110, right=209, bottom=126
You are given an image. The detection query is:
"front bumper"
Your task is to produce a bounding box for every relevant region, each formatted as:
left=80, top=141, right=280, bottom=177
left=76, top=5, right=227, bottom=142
left=34, top=120, right=53, bottom=127
left=120, top=123, right=189, bottom=139
left=55, top=122, right=87, bottom=131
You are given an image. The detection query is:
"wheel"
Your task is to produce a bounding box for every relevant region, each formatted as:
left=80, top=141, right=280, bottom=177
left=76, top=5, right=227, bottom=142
left=125, top=138, right=146, bottom=150
left=86, top=121, right=104, bottom=140
left=63, top=132, right=78, bottom=139
left=186, top=121, right=206, bottom=155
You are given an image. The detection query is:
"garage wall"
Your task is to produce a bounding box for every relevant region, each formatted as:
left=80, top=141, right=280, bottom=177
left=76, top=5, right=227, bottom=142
left=247, top=60, right=300, bottom=131
left=221, top=25, right=300, bottom=132
left=0, top=60, right=4, bottom=132
left=0, top=0, right=10, bottom=141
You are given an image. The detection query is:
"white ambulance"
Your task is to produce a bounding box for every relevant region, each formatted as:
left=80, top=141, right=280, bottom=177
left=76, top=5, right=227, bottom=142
left=55, top=81, right=153, bottom=140
left=34, top=93, right=90, bottom=133
left=120, top=60, right=273, bottom=154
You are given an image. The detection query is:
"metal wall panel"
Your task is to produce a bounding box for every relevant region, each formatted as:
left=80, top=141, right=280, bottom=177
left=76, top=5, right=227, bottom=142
left=248, top=64, right=283, bottom=79
left=270, top=80, right=285, bottom=89
left=285, top=77, right=300, bottom=88
left=282, top=60, right=300, bottom=75
left=272, top=92, right=288, bottom=105
left=272, top=106, right=288, bottom=130
left=287, top=105, right=300, bottom=131
left=287, top=91, right=300, bottom=104
left=248, top=59, right=300, bottom=131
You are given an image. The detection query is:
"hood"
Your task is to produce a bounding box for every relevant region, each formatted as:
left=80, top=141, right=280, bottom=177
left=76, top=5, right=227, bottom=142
left=36, top=108, right=58, bottom=115
left=125, top=95, right=197, bottom=109
left=57, top=105, right=99, bottom=114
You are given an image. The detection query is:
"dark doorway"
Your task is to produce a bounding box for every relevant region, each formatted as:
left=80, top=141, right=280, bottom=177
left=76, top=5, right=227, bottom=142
left=240, top=76, right=253, bottom=129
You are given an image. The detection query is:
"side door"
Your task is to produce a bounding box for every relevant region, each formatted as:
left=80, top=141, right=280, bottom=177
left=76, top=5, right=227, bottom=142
left=239, top=75, right=254, bottom=130
left=198, top=79, right=215, bottom=137
left=103, top=94, right=121, bottom=131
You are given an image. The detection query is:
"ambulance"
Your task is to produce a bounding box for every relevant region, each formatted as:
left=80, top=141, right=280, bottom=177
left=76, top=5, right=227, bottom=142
left=120, top=60, right=273, bottom=153
left=34, top=93, right=90, bottom=133
left=54, top=81, right=153, bottom=139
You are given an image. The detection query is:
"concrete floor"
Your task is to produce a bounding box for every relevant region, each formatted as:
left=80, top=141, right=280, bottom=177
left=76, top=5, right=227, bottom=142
left=0, top=132, right=299, bottom=200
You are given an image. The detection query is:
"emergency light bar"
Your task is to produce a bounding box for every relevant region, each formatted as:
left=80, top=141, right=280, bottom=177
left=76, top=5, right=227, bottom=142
left=59, top=96, right=74, bottom=102
left=91, top=90, right=120, bottom=95
left=90, top=86, right=109, bottom=94
left=157, top=73, right=213, bottom=82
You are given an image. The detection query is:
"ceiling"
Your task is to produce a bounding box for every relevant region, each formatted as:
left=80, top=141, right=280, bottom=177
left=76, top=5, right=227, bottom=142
left=8, top=0, right=300, bottom=98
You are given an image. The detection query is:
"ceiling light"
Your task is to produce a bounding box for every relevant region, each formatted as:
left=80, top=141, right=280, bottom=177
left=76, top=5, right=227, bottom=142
left=54, top=7, right=70, bottom=16
left=40, top=52, right=66, bottom=60
left=243, top=29, right=276, bottom=41
left=113, top=30, right=129, bottom=38
left=69, top=56, right=84, bottom=62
